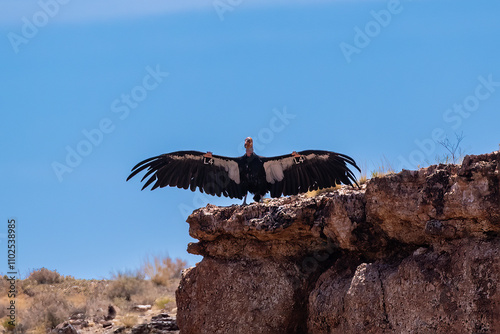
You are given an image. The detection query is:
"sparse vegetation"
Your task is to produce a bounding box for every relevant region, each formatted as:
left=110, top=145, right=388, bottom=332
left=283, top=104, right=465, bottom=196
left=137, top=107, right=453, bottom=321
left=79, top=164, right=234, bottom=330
left=25, top=292, right=75, bottom=331
left=154, top=296, right=176, bottom=310
left=435, top=132, right=466, bottom=165
left=0, top=256, right=187, bottom=333
left=306, top=185, right=341, bottom=197
left=2, top=318, right=15, bottom=331
left=358, top=161, right=368, bottom=185
left=305, top=156, right=396, bottom=198
left=370, top=156, right=395, bottom=179
left=27, top=267, right=63, bottom=284
left=107, top=271, right=145, bottom=302
left=141, top=255, right=187, bottom=286
left=120, top=314, right=139, bottom=328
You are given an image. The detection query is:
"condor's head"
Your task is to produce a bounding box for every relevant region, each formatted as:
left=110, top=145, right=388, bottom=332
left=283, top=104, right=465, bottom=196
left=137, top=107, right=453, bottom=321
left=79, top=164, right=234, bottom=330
left=244, top=137, right=254, bottom=156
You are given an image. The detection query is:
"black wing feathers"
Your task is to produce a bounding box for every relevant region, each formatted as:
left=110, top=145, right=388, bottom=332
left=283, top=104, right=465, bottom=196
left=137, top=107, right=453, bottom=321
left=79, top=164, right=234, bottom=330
left=264, top=150, right=360, bottom=198
left=127, top=151, right=244, bottom=199
left=129, top=148, right=360, bottom=202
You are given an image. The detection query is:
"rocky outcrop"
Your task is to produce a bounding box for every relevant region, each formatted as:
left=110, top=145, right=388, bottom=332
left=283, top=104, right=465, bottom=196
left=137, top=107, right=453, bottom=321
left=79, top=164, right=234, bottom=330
left=51, top=322, right=78, bottom=334
left=130, top=313, right=179, bottom=334
left=176, top=151, right=500, bottom=334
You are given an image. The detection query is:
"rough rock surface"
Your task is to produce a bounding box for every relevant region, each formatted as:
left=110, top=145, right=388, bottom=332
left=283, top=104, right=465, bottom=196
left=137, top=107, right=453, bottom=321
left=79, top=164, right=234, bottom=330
left=51, top=322, right=78, bottom=334
left=131, top=313, right=179, bottom=333
left=176, top=151, right=500, bottom=334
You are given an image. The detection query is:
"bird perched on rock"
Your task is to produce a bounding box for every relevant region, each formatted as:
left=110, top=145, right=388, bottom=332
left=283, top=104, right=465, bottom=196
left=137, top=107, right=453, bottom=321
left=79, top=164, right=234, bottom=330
left=127, top=137, right=360, bottom=204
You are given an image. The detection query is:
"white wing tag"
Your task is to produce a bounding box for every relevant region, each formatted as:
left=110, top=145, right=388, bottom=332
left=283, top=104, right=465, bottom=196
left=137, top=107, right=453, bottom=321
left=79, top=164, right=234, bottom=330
left=203, top=152, right=214, bottom=165
left=292, top=151, right=305, bottom=164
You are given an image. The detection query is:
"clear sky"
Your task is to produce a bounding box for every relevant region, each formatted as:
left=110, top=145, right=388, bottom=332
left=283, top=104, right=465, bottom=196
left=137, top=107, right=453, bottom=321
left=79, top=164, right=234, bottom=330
left=1, top=0, right=499, bottom=279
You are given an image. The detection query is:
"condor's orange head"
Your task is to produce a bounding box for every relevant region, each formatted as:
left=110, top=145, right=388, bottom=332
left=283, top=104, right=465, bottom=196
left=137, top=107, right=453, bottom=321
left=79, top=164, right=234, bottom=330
left=244, top=137, right=253, bottom=149
left=244, top=137, right=254, bottom=156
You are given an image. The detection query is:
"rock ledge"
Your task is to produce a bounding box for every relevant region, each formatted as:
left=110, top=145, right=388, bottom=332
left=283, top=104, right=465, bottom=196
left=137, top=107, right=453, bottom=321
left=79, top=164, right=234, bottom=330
left=176, top=151, right=500, bottom=334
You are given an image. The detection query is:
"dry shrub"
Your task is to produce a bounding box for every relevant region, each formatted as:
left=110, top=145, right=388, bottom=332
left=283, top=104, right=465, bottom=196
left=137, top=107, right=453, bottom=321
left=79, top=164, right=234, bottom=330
left=1, top=319, right=27, bottom=334
left=106, top=271, right=144, bottom=302
left=130, top=280, right=158, bottom=306
left=2, top=317, right=15, bottom=331
left=141, top=255, right=187, bottom=286
left=0, top=276, right=10, bottom=291
left=4, top=259, right=186, bottom=333
left=83, top=297, right=110, bottom=321
left=19, top=291, right=75, bottom=331
left=28, top=268, right=63, bottom=284
left=65, top=294, right=87, bottom=310
left=120, top=314, right=139, bottom=328
left=107, top=279, right=163, bottom=308
left=154, top=296, right=176, bottom=311
left=0, top=301, right=9, bottom=318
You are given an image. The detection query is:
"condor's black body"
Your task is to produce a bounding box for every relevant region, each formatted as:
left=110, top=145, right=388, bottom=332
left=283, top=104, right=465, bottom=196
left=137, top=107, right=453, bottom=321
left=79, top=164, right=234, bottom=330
left=239, top=152, right=268, bottom=202
left=127, top=137, right=360, bottom=204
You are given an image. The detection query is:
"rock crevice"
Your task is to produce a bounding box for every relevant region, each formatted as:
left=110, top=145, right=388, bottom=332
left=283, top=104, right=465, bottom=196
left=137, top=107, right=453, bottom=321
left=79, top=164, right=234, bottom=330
left=176, top=151, right=500, bottom=333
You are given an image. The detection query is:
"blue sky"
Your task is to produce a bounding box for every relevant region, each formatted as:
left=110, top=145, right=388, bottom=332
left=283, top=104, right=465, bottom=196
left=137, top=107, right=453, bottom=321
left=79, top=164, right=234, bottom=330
left=1, top=0, right=499, bottom=279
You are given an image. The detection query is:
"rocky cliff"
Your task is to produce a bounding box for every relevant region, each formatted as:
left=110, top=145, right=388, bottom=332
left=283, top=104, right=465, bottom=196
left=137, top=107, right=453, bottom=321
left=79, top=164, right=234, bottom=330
left=176, top=151, right=500, bottom=334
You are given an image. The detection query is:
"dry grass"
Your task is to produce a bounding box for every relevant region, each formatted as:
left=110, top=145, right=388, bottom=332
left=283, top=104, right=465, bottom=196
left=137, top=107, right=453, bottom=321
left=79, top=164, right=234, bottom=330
left=141, top=255, right=187, bottom=287
left=3, top=278, right=107, bottom=333
left=120, top=314, right=139, bottom=328
left=306, top=185, right=341, bottom=197
left=304, top=158, right=396, bottom=198
left=154, top=296, right=176, bottom=310
left=357, top=161, right=368, bottom=185
left=22, top=291, right=76, bottom=330
left=0, top=256, right=186, bottom=333
left=370, top=156, right=395, bottom=179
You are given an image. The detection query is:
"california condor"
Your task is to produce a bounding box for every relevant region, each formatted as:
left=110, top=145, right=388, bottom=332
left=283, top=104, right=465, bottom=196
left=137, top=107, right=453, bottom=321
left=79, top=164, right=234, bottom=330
left=127, top=137, right=360, bottom=204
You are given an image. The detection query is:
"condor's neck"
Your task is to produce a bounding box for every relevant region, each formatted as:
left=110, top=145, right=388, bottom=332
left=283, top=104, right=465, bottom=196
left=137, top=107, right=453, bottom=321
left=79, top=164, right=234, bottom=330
left=246, top=148, right=254, bottom=157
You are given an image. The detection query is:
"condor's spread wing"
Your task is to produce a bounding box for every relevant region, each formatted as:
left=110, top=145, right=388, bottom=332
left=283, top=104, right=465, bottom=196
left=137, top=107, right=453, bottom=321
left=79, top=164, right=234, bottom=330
left=127, top=151, right=244, bottom=199
left=262, top=150, right=360, bottom=198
